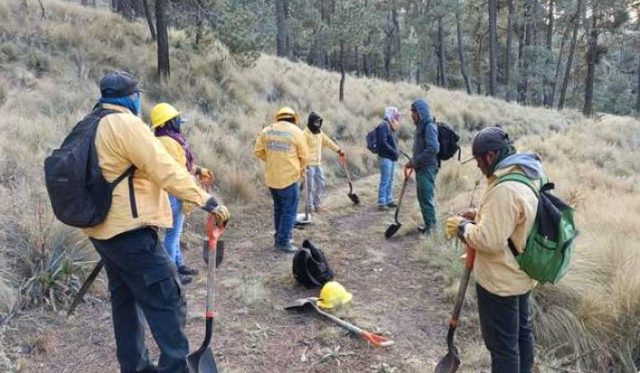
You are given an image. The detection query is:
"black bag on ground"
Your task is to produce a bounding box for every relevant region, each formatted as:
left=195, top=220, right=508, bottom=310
left=436, top=121, right=461, bottom=162
left=44, top=106, right=135, bottom=228
left=292, top=240, right=334, bottom=288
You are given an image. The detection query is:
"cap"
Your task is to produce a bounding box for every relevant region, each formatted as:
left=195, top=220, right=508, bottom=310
left=99, top=71, right=142, bottom=98
left=461, top=127, right=513, bottom=163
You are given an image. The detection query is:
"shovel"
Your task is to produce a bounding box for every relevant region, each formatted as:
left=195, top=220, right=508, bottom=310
left=295, top=169, right=312, bottom=227
left=339, top=154, right=360, bottom=205
left=434, top=245, right=476, bottom=373
left=187, top=215, right=226, bottom=373
left=67, top=260, right=103, bottom=317
left=384, top=165, right=413, bottom=239
left=284, top=298, right=394, bottom=347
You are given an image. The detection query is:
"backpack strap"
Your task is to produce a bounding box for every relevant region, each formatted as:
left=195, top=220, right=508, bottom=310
left=495, top=172, right=545, bottom=258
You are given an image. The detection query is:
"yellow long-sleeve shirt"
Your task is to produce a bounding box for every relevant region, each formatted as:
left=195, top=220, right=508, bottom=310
left=254, top=120, right=309, bottom=189
left=462, top=166, right=539, bottom=296
left=156, top=135, right=202, bottom=215
left=83, top=104, right=209, bottom=240
left=302, top=127, right=340, bottom=165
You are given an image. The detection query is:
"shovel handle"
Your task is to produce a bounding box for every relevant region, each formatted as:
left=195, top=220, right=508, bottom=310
left=205, top=215, right=225, bottom=319
left=403, top=165, right=413, bottom=179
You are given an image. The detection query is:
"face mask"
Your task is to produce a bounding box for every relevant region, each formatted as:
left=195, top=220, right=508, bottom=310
left=131, top=92, right=141, bottom=116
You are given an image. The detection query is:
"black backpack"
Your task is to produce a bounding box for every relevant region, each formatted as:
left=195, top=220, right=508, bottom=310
left=44, top=106, right=135, bottom=228
left=436, top=122, right=461, bottom=162
left=365, top=123, right=381, bottom=154
left=292, top=240, right=334, bottom=288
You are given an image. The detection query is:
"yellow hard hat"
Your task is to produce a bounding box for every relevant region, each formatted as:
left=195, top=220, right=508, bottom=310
left=274, top=106, right=301, bottom=124
left=316, top=281, right=352, bottom=309
left=150, top=103, right=180, bottom=129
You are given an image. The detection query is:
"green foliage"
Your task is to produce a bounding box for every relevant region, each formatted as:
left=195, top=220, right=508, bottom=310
left=213, top=0, right=267, bottom=67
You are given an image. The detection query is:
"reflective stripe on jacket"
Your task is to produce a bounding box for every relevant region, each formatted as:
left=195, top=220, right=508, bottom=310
left=254, top=120, right=309, bottom=189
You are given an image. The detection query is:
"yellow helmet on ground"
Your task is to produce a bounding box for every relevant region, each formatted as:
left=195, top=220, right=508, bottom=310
left=150, top=103, right=180, bottom=129
left=316, top=281, right=353, bottom=309
left=274, top=106, right=301, bottom=124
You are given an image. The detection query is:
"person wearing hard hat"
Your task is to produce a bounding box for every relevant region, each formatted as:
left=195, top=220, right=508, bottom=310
left=150, top=103, right=214, bottom=285
left=302, top=111, right=344, bottom=213
left=83, top=71, right=230, bottom=373
left=254, top=107, right=309, bottom=252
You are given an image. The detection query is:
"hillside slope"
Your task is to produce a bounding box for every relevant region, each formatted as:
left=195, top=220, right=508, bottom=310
left=1, top=0, right=639, bottom=372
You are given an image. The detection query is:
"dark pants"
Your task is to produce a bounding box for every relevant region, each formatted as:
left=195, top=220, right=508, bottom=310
left=269, top=182, right=299, bottom=247
left=416, top=167, right=438, bottom=230
left=91, top=227, right=188, bottom=373
left=476, top=283, right=534, bottom=373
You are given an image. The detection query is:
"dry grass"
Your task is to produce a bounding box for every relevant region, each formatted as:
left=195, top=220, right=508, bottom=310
left=0, top=0, right=639, bottom=371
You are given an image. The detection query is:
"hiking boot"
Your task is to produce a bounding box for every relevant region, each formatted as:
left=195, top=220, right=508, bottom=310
left=417, top=226, right=433, bottom=235
left=178, top=274, right=193, bottom=285
left=387, top=202, right=398, bottom=208
left=378, top=204, right=389, bottom=211
left=178, top=265, right=199, bottom=276
left=274, top=243, right=299, bottom=253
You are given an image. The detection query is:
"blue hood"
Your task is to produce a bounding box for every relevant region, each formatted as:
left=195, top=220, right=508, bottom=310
left=412, top=99, right=432, bottom=124
left=99, top=92, right=141, bottom=116
left=496, top=153, right=545, bottom=179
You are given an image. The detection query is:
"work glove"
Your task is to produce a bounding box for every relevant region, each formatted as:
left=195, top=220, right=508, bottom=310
left=202, top=197, right=230, bottom=225
left=195, top=167, right=214, bottom=185
left=445, top=216, right=470, bottom=240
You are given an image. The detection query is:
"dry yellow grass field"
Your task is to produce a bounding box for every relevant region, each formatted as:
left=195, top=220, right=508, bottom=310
left=0, top=0, right=639, bottom=372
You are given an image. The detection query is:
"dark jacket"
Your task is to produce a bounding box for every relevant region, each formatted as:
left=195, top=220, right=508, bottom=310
left=411, top=99, right=439, bottom=169
left=377, top=120, right=399, bottom=161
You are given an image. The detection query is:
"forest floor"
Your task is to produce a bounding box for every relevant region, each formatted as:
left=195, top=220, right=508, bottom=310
left=4, top=173, right=487, bottom=373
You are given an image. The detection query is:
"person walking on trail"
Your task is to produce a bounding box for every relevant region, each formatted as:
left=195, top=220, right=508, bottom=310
left=254, top=106, right=309, bottom=253
left=445, top=126, right=542, bottom=373
left=84, top=71, right=230, bottom=373
left=405, top=99, right=439, bottom=234
left=376, top=107, right=401, bottom=211
left=150, top=102, right=214, bottom=285
left=302, top=111, right=344, bottom=213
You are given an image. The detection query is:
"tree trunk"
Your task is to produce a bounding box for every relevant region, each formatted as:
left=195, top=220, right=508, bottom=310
left=505, top=0, right=515, bottom=101
left=275, top=0, right=288, bottom=57
left=517, top=1, right=531, bottom=103
left=455, top=7, right=471, bottom=94
left=636, top=55, right=640, bottom=117
left=559, top=0, right=582, bottom=109
left=156, top=0, right=170, bottom=80
left=543, top=0, right=555, bottom=107
left=339, top=40, right=345, bottom=102
left=488, top=0, right=498, bottom=96
left=550, top=25, right=569, bottom=108
left=437, top=16, right=448, bottom=88
left=384, top=10, right=393, bottom=80
left=583, top=4, right=598, bottom=117
left=143, top=0, right=156, bottom=42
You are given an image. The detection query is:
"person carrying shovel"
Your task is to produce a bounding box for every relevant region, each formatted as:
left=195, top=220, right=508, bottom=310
left=254, top=106, right=309, bottom=253
left=79, top=72, right=230, bottom=372
left=150, top=102, right=214, bottom=285
left=445, top=127, right=542, bottom=373
left=302, top=111, right=344, bottom=213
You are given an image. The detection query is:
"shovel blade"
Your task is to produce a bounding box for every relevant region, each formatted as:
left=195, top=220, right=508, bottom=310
left=187, top=348, right=218, bottom=373
left=384, top=223, right=401, bottom=239
left=283, top=298, right=316, bottom=311
left=202, top=240, right=224, bottom=267
left=434, top=351, right=461, bottom=373
left=348, top=193, right=360, bottom=205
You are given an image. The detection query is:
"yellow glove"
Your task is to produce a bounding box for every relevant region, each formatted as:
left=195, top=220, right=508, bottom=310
left=445, top=216, right=467, bottom=240
left=212, top=204, right=230, bottom=225
left=196, top=167, right=214, bottom=185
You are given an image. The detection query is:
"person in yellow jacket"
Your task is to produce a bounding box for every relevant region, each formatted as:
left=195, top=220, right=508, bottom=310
left=446, top=127, right=541, bottom=373
left=150, top=103, right=213, bottom=284
left=84, top=71, right=229, bottom=373
left=254, top=106, right=309, bottom=252
left=303, top=111, right=344, bottom=212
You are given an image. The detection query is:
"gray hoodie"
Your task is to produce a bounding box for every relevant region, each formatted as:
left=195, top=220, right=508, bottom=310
left=411, top=99, right=439, bottom=169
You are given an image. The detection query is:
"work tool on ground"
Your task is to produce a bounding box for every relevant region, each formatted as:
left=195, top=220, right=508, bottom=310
left=284, top=297, right=394, bottom=347
left=295, top=168, right=312, bottom=227
left=67, top=260, right=103, bottom=317
left=434, top=245, right=476, bottom=373
left=187, top=215, right=225, bottom=373
left=339, top=154, right=360, bottom=205
left=385, top=165, right=413, bottom=239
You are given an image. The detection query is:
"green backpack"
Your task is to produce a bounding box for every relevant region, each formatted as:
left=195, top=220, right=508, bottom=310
left=496, top=173, right=578, bottom=284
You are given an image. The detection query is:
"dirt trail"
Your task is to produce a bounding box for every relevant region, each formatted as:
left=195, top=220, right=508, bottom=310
left=6, top=173, right=480, bottom=372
